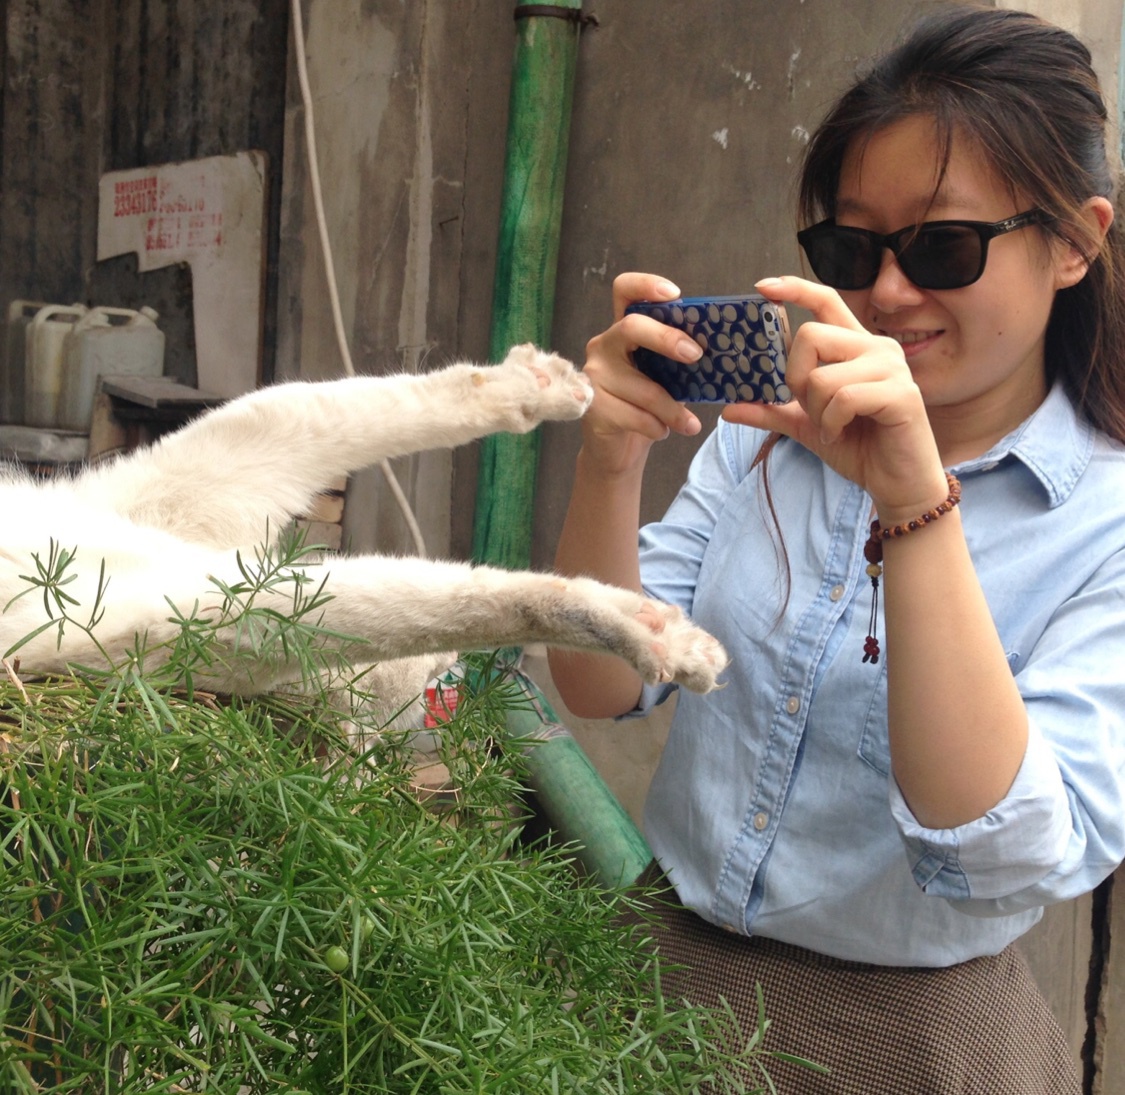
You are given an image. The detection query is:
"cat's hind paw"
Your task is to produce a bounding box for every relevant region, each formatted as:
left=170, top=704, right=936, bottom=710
left=635, top=600, right=729, bottom=694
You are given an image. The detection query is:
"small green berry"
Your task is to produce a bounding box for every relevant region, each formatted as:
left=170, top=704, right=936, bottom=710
left=324, top=945, right=349, bottom=973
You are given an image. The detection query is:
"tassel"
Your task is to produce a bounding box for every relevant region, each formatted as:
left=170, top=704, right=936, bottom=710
left=860, top=473, right=962, bottom=664
left=863, top=532, right=883, bottom=664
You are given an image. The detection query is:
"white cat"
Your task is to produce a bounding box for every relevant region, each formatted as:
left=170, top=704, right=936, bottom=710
left=0, top=344, right=727, bottom=719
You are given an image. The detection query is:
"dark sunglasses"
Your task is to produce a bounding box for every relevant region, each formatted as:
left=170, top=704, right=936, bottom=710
left=796, top=209, right=1048, bottom=291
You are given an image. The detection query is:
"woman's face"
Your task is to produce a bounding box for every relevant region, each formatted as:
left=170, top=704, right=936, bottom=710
left=835, top=115, right=1073, bottom=438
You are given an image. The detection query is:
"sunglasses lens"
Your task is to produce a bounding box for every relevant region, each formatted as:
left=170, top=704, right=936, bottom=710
left=799, top=222, right=991, bottom=291
left=800, top=227, right=880, bottom=290
left=896, top=224, right=984, bottom=290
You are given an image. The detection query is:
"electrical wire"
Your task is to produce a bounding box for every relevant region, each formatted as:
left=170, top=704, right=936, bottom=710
left=290, top=0, right=428, bottom=557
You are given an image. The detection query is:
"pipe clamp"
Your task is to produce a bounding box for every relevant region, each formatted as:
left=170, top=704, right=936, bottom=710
left=513, top=5, right=599, bottom=27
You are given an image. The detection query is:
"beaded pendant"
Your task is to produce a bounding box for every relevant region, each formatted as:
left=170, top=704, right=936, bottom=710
left=861, top=473, right=962, bottom=664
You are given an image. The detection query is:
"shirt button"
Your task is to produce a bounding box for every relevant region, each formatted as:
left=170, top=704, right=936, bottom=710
left=829, top=583, right=845, bottom=601
left=785, top=695, right=800, bottom=715
left=753, top=811, right=769, bottom=831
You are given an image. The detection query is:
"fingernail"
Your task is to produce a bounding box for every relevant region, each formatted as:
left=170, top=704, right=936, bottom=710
left=656, top=280, right=681, bottom=299
left=755, top=277, right=783, bottom=290
left=677, top=338, right=703, bottom=361
left=684, top=413, right=702, bottom=436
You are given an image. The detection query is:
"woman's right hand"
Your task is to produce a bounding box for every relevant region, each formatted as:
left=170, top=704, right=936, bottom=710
left=580, top=272, right=705, bottom=475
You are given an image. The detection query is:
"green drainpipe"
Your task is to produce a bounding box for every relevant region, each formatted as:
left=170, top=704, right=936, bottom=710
left=506, top=671, right=653, bottom=889
left=472, top=2, right=580, bottom=569
left=471, top=3, right=652, bottom=888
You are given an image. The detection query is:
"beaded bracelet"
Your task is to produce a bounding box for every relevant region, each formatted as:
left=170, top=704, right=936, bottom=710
left=862, top=472, right=962, bottom=664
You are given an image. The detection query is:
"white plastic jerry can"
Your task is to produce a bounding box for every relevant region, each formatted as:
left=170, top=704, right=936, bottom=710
left=23, top=303, right=89, bottom=428
left=58, top=305, right=166, bottom=431
left=1, top=299, right=47, bottom=424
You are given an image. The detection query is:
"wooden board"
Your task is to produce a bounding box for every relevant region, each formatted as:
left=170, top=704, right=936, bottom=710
left=99, top=375, right=223, bottom=411
left=1018, top=893, right=1094, bottom=1068
left=1092, top=871, right=1123, bottom=1093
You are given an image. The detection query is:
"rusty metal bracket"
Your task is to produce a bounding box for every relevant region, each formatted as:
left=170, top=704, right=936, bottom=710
left=513, top=5, right=599, bottom=28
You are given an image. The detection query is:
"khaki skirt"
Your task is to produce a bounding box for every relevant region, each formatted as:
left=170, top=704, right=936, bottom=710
left=620, top=862, right=1081, bottom=1094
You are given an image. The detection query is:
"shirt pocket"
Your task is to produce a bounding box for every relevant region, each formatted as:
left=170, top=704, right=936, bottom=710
left=857, top=658, right=891, bottom=775
left=855, top=652, right=1019, bottom=777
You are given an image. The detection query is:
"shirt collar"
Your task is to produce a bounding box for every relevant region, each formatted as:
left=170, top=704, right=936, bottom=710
left=950, top=383, right=1095, bottom=508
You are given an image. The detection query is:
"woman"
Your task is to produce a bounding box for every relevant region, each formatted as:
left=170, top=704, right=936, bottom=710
left=548, top=5, right=1125, bottom=1092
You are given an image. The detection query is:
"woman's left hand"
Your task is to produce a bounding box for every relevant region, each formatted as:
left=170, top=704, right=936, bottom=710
left=723, top=276, right=949, bottom=523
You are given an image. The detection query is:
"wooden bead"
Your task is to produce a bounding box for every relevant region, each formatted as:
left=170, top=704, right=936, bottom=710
left=866, top=473, right=961, bottom=554
left=862, top=473, right=961, bottom=665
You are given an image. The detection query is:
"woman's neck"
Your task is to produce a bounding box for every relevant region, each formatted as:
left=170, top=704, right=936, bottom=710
left=928, top=376, right=1048, bottom=466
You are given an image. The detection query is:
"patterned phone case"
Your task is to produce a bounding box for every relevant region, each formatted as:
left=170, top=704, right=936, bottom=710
left=625, top=295, right=790, bottom=403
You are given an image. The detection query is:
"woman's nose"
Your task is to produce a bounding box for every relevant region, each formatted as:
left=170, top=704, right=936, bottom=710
left=867, top=249, right=927, bottom=313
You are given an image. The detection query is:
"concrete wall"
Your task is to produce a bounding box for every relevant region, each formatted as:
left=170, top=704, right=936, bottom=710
left=279, top=0, right=916, bottom=557
left=278, top=0, right=515, bottom=558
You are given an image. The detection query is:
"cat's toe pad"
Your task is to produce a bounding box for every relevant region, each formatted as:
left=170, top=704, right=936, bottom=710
left=501, top=343, right=593, bottom=424
left=637, top=600, right=728, bottom=694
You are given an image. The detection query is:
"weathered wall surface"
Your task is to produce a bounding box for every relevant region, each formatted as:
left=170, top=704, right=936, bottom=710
left=280, top=2, right=917, bottom=559
left=532, top=2, right=898, bottom=553
left=278, top=0, right=513, bottom=558
left=0, top=0, right=290, bottom=387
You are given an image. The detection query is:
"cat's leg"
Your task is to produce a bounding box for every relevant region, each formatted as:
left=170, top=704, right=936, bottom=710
left=3, top=550, right=726, bottom=700
left=194, top=555, right=729, bottom=697
left=73, top=344, right=591, bottom=551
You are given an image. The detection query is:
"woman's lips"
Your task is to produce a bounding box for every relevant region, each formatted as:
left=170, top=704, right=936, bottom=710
left=881, top=328, right=942, bottom=358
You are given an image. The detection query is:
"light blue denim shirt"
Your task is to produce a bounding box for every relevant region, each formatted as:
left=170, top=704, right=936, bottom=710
left=635, top=383, right=1125, bottom=966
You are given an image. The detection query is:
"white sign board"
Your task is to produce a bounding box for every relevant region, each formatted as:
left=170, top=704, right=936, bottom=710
left=98, top=151, right=267, bottom=399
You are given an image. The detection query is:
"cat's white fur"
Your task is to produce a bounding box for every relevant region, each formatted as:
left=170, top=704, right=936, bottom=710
left=0, top=345, right=727, bottom=720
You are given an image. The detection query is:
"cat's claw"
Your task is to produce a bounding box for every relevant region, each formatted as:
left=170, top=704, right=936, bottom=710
left=636, top=599, right=728, bottom=693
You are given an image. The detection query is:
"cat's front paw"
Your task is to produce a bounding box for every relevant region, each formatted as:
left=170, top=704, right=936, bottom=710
left=635, top=600, right=729, bottom=694
left=490, top=343, right=593, bottom=430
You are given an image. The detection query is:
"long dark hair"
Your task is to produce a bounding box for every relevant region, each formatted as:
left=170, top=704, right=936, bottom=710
left=797, top=3, right=1125, bottom=441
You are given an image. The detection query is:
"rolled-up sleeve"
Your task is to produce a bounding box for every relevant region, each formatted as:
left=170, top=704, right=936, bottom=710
left=890, top=724, right=1072, bottom=905
left=891, top=547, right=1125, bottom=915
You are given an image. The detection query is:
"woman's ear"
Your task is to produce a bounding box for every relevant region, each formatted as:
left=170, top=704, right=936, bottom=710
left=1054, top=195, right=1115, bottom=289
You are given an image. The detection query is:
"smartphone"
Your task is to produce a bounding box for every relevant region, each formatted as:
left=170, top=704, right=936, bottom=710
left=625, top=294, right=790, bottom=403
